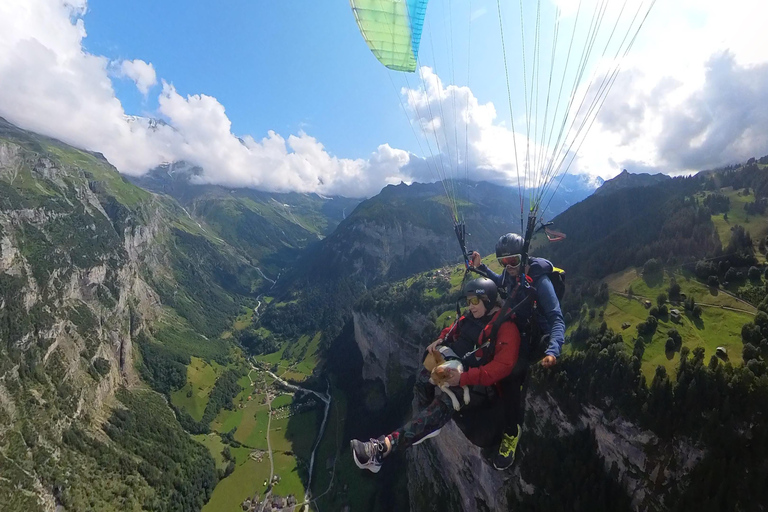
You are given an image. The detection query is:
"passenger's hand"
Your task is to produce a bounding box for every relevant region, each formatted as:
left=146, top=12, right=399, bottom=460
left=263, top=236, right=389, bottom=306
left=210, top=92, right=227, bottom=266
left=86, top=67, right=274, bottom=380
left=541, top=355, right=557, bottom=368
left=469, top=251, right=482, bottom=268
left=427, top=338, right=443, bottom=354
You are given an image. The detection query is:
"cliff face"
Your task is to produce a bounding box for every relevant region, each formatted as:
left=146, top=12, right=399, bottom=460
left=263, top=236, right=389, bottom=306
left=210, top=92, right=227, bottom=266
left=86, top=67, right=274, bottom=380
left=407, top=422, right=516, bottom=511
left=0, top=112, right=270, bottom=509
left=318, top=218, right=463, bottom=286
left=352, top=310, right=427, bottom=393
left=351, top=307, right=703, bottom=511
left=0, top=134, right=169, bottom=509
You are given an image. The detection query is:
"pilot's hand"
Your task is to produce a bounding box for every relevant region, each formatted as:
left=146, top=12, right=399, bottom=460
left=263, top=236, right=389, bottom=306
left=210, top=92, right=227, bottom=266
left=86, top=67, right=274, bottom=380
left=541, top=355, right=557, bottom=368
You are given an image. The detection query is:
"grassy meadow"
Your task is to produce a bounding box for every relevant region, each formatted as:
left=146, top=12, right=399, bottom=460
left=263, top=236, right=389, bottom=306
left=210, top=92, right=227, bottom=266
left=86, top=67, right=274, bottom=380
left=598, top=268, right=755, bottom=381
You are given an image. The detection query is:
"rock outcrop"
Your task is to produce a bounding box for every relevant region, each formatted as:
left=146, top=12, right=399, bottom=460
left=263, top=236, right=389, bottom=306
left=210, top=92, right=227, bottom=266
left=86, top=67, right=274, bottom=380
left=0, top=135, right=179, bottom=509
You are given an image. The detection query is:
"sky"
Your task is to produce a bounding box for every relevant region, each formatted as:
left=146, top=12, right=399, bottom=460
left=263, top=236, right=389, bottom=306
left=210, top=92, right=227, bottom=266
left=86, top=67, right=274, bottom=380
left=0, top=0, right=767, bottom=198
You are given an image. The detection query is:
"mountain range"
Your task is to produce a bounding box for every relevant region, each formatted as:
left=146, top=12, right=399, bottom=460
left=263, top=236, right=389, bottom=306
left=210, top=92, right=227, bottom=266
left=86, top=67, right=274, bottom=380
left=2, top=115, right=768, bottom=512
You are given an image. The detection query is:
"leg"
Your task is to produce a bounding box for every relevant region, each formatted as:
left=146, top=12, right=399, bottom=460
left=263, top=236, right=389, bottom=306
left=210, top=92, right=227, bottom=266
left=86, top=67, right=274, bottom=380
left=350, top=368, right=452, bottom=473
left=500, top=372, right=526, bottom=435
left=412, top=366, right=435, bottom=410
left=389, top=388, right=457, bottom=452
left=493, top=372, right=527, bottom=470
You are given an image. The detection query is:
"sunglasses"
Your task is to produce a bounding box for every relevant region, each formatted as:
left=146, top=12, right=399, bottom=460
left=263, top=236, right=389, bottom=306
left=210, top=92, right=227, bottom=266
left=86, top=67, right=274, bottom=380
left=466, top=296, right=484, bottom=306
left=497, top=254, right=522, bottom=268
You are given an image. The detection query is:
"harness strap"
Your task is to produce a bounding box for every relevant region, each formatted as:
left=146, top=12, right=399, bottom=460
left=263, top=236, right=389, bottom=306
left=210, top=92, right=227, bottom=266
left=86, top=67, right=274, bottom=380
left=461, top=291, right=532, bottom=362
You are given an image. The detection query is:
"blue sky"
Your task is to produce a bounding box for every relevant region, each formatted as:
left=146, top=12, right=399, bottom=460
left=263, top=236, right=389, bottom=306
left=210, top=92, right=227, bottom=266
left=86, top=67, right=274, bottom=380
left=1, top=0, right=768, bottom=197
left=85, top=1, right=385, bottom=158
left=83, top=0, right=509, bottom=160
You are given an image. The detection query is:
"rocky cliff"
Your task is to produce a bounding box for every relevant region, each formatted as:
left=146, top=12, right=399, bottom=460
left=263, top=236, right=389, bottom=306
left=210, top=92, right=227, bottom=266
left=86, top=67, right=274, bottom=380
left=352, top=311, right=428, bottom=393
left=0, top=119, right=243, bottom=510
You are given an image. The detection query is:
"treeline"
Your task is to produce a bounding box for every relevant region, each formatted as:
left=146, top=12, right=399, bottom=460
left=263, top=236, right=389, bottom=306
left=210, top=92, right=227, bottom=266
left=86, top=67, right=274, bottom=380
left=176, top=368, right=244, bottom=434
left=560, top=279, right=610, bottom=322
left=687, top=224, right=766, bottom=305
left=517, top=426, right=633, bottom=512
left=62, top=390, right=218, bottom=512
left=235, top=328, right=280, bottom=355
left=355, top=275, right=453, bottom=329
left=136, top=331, right=245, bottom=434
left=533, top=324, right=768, bottom=510
left=538, top=177, right=720, bottom=280
left=136, top=333, right=188, bottom=394
left=258, top=277, right=360, bottom=349
left=103, top=390, right=218, bottom=511
left=709, top=160, right=768, bottom=200
left=702, top=192, right=730, bottom=214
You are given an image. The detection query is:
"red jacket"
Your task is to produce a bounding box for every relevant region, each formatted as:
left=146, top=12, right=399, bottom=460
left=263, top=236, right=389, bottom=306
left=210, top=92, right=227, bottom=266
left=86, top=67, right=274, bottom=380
left=438, top=310, right=521, bottom=387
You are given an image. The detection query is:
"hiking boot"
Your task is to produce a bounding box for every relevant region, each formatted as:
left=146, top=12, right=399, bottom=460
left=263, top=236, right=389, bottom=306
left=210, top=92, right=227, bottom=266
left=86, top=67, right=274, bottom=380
left=351, top=436, right=389, bottom=473
left=493, top=426, right=521, bottom=470
left=412, top=428, right=441, bottom=446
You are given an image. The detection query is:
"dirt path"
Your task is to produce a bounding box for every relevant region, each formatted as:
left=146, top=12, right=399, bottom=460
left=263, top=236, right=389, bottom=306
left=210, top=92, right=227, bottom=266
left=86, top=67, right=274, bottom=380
left=613, top=291, right=756, bottom=315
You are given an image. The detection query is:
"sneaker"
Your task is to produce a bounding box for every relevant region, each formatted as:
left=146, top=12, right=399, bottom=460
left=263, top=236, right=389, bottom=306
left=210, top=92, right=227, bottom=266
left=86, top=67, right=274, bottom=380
left=492, top=426, right=521, bottom=470
left=351, top=436, right=388, bottom=473
left=412, top=428, right=441, bottom=446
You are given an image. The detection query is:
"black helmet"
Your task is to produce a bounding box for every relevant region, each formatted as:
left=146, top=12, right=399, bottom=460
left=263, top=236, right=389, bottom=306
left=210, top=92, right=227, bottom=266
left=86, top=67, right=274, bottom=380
left=464, top=277, right=498, bottom=308
left=495, top=233, right=525, bottom=258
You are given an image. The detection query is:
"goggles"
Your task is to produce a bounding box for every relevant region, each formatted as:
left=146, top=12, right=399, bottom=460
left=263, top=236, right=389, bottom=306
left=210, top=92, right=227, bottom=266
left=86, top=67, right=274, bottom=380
left=498, top=254, right=522, bottom=268
left=466, top=295, right=484, bottom=306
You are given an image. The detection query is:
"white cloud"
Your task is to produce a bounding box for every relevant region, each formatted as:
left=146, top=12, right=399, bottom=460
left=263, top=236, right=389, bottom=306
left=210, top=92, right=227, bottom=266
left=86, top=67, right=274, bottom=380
left=154, top=83, right=412, bottom=195
left=0, top=0, right=414, bottom=197
left=401, top=66, right=577, bottom=190
left=118, top=59, right=156, bottom=95
left=578, top=0, right=768, bottom=176
left=1, top=0, right=767, bottom=201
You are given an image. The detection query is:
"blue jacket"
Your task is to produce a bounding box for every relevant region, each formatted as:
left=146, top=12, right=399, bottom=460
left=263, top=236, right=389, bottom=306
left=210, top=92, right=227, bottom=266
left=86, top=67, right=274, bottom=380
left=477, top=257, right=566, bottom=358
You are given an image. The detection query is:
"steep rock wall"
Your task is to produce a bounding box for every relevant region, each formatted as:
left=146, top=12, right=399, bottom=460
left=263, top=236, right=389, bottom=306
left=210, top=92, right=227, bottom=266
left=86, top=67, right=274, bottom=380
left=352, top=310, right=425, bottom=393
left=0, top=138, right=167, bottom=510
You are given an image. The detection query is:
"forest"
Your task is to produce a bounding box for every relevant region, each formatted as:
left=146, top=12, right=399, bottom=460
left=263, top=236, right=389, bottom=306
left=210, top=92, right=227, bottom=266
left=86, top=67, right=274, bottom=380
left=534, top=321, right=768, bottom=510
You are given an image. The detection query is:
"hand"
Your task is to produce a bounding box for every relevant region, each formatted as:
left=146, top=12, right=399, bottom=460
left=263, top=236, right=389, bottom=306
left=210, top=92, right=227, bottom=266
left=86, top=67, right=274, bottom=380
left=443, top=368, right=461, bottom=387
left=469, top=251, right=482, bottom=268
left=541, top=355, right=557, bottom=368
left=427, top=338, right=443, bottom=354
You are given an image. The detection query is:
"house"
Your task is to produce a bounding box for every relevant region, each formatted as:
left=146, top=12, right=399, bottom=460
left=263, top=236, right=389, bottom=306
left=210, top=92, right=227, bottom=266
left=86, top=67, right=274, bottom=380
left=644, top=300, right=652, bottom=308
left=670, top=309, right=681, bottom=321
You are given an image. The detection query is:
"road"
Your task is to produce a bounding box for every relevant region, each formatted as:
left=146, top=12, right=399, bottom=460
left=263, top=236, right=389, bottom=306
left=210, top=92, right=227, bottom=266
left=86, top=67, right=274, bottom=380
left=251, top=363, right=332, bottom=512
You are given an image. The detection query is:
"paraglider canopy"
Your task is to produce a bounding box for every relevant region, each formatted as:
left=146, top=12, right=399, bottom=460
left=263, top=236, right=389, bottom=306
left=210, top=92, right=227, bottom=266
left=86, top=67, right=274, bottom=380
left=350, top=0, right=429, bottom=72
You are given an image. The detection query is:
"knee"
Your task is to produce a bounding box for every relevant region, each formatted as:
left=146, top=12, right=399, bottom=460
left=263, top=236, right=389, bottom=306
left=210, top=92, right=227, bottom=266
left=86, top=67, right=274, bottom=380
left=416, top=367, right=432, bottom=383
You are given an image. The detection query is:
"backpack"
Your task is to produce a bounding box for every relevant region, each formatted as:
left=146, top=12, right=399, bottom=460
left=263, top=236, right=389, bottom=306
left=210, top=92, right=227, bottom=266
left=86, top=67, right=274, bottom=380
left=548, top=266, right=566, bottom=303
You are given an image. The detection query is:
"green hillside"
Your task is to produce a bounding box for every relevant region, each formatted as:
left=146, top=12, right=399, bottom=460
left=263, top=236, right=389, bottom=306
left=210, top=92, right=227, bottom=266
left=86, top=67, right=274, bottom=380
left=596, top=269, right=755, bottom=382
left=0, top=118, right=286, bottom=511
left=709, top=188, right=764, bottom=244
left=128, top=165, right=362, bottom=275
